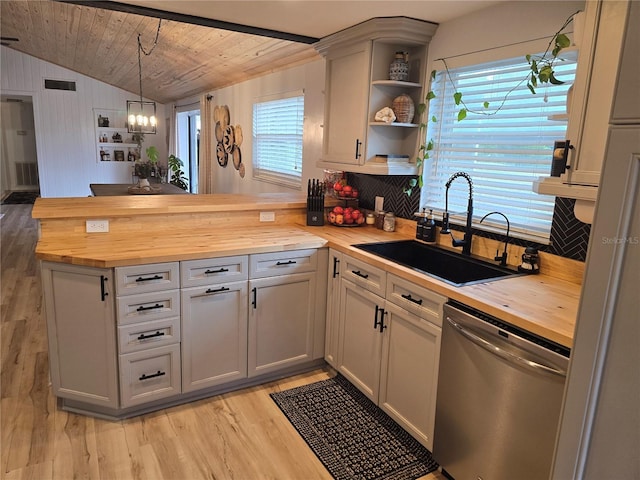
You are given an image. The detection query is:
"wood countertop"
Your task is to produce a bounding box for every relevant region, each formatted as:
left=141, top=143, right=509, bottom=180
left=32, top=193, right=310, bottom=219
left=32, top=194, right=580, bottom=348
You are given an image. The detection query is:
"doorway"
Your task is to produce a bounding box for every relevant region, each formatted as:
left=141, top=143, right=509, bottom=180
left=176, top=109, right=200, bottom=193
left=0, top=95, right=39, bottom=198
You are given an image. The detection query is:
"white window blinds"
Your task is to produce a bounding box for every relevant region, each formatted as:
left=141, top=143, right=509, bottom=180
left=252, top=93, right=304, bottom=189
left=423, top=54, right=576, bottom=240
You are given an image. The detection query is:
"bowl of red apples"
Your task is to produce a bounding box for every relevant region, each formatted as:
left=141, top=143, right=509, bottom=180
left=333, top=181, right=359, bottom=199
left=327, top=205, right=365, bottom=227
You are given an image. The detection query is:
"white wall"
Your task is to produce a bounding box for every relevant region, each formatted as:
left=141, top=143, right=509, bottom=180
left=200, top=60, right=326, bottom=194
left=0, top=47, right=167, bottom=198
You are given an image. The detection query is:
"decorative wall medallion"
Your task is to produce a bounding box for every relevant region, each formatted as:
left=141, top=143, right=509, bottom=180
left=213, top=104, right=243, bottom=177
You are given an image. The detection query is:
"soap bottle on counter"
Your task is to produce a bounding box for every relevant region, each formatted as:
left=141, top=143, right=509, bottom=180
left=423, top=209, right=437, bottom=243
left=416, top=208, right=427, bottom=240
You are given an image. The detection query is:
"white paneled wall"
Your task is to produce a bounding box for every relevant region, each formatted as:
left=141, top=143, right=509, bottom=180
left=204, top=60, right=326, bottom=195
left=1, top=47, right=167, bottom=198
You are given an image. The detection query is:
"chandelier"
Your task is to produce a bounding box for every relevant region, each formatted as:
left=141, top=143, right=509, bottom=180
left=127, top=20, right=161, bottom=134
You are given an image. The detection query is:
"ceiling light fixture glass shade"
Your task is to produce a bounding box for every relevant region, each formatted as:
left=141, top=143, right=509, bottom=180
left=127, top=100, right=157, bottom=134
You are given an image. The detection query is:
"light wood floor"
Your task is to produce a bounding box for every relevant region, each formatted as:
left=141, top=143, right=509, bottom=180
left=0, top=204, right=445, bottom=480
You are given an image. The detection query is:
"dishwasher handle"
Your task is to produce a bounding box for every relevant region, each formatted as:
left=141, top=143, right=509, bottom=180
left=446, top=316, right=567, bottom=377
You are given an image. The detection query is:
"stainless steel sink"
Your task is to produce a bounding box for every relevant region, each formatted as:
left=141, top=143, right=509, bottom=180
left=353, top=240, right=522, bottom=286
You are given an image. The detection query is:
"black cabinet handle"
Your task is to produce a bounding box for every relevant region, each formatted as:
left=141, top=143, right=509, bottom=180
left=136, top=274, right=163, bottom=282
left=352, top=270, right=369, bottom=279
left=136, top=303, right=163, bottom=312
left=379, top=309, right=388, bottom=333
left=137, top=331, right=165, bottom=340
left=374, top=305, right=387, bottom=333
left=206, top=286, right=230, bottom=294
left=276, top=260, right=297, bottom=266
left=100, top=275, right=108, bottom=301
left=332, top=257, right=340, bottom=278
left=251, top=287, right=257, bottom=308
left=205, top=268, right=229, bottom=274
left=401, top=293, right=423, bottom=305
left=355, top=138, right=362, bottom=160
left=139, top=370, right=166, bottom=381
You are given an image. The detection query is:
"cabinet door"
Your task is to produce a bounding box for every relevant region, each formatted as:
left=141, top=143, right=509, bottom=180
left=325, top=250, right=342, bottom=367
left=336, top=278, right=384, bottom=402
left=323, top=42, right=370, bottom=164
left=248, top=272, right=316, bottom=377
left=41, top=262, right=119, bottom=408
left=379, top=301, right=442, bottom=451
left=181, top=281, right=248, bottom=393
left=611, top=0, right=640, bottom=123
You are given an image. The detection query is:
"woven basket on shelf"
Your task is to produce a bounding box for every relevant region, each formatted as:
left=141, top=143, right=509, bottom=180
left=392, top=94, right=415, bottom=123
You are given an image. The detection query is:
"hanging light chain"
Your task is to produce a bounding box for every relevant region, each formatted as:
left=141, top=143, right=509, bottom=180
left=136, top=19, right=162, bottom=102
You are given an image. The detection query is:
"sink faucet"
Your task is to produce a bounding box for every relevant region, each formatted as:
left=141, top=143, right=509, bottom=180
left=441, top=172, right=473, bottom=255
left=480, top=211, right=511, bottom=266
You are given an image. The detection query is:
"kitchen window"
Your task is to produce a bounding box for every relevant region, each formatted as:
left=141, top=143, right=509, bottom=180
left=252, top=91, right=304, bottom=189
left=422, top=53, right=577, bottom=241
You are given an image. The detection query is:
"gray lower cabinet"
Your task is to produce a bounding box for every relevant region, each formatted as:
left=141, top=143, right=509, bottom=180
left=41, top=248, right=326, bottom=417
left=336, top=254, right=445, bottom=450
left=324, top=249, right=342, bottom=367
left=41, top=261, right=119, bottom=409
left=115, top=263, right=182, bottom=408
left=248, top=250, right=318, bottom=377
left=181, top=280, right=248, bottom=392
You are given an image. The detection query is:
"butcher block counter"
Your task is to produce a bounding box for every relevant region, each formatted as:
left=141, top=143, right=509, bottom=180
left=32, top=193, right=582, bottom=347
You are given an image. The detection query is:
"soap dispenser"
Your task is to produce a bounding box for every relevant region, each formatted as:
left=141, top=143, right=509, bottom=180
left=518, top=247, right=540, bottom=274
left=423, top=209, right=437, bottom=243
left=416, top=208, right=427, bottom=239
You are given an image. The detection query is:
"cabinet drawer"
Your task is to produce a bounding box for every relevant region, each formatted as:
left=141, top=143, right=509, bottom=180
left=115, top=263, right=180, bottom=296
left=181, top=256, right=248, bottom=287
left=341, top=254, right=386, bottom=297
left=249, top=249, right=317, bottom=278
left=116, top=290, right=180, bottom=325
left=119, top=344, right=181, bottom=408
left=118, top=317, right=181, bottom=354
left=386, top=274, right=446, bottom=326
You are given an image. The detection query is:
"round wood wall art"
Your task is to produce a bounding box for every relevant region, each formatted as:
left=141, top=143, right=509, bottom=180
left=216, top=142, right=228, bottom=167
left=220, top=105, right=230, bottom=127
left=232, top=145, right=242, bottom=170
left=238, top=162, right=246, bottom=178
left=215, top=121, right=223, bottom=142
left=234, top=125, right=243, bottom=146
left=223, top=125, right=235, bottom=153
left=213, top=105, right=221, bottom=123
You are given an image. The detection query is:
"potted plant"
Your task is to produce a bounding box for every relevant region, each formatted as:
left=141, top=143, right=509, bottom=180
left=168, top=154, right=188, bottom=190
left=134, top=146, right=159, bottom=187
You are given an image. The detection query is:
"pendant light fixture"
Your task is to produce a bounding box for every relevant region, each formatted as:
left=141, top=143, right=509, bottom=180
left=127, top=20, right=162, bottom=134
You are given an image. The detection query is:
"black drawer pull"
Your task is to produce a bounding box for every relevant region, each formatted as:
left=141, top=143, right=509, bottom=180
left=401, top=294, right=423, bottom=305
left=137, top=331, right=165, bottom=340
left=352, top=270, right=369, bottom=279
left=136, top=303, right=163, bottom=312
left=139, top=370, right=166, bottom=381
left=276, top=260, right=297, bottom=266
left=135, top=274, right=163, bottom=282
left=206, top=286, right=230, bottom=294
left=205, top=267, right=229, bottom=274
left=100, top=275, right=109, bottom=301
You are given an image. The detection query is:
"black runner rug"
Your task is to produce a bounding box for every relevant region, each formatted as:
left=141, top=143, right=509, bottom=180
left=270, top=374, right=439, bottom=480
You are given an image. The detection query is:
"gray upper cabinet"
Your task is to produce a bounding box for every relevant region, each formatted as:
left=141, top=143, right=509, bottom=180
left=315, top=17, right=438, bottom=175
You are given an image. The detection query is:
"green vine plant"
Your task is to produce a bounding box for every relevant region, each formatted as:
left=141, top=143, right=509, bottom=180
left=403, top=10, right=580, bottom=196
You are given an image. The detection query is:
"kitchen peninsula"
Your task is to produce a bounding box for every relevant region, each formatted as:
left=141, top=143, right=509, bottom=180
left=32, top=193, right=582, bottom=420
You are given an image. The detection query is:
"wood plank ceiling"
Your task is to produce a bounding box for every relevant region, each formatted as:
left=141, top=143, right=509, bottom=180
left=0, top=0, right=321, bottom=103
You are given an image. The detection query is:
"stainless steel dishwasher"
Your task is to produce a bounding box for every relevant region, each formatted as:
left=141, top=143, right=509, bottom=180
left=433, top=301, right=570, bottom=480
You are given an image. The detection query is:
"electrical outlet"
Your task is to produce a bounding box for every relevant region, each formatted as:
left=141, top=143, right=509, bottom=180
left=86, top=219, right=109, bottom=233
left=259, top=211, right=275, bottom=222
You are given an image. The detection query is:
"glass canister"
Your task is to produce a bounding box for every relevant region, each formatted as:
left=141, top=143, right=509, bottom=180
left=389, top=51, right=409, bottom=81
left=375, top=211, right=386, bottom=229
left=366, top=213, right=375, bottom=225
left=383, top=212, right=396, bottom=232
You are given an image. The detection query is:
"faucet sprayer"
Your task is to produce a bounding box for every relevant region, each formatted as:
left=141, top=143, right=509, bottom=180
left=480, top=211, right=511, bottom=266
left=442, top=172, right=474, bottom=255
